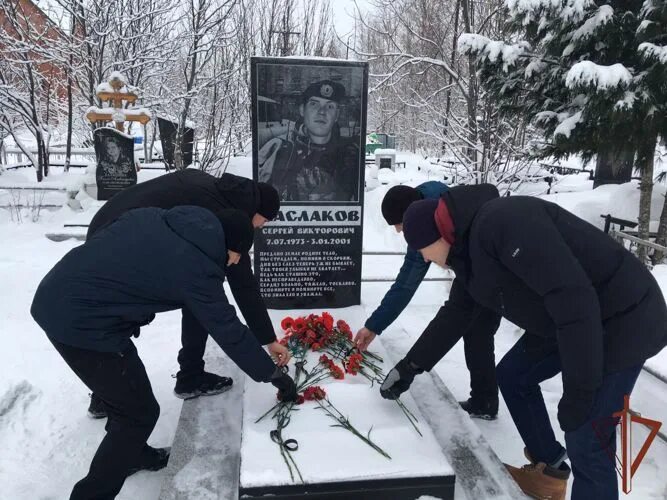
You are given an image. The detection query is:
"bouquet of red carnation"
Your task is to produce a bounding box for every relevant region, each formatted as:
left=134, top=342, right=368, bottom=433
left=279, top=312, right=385, bottom=384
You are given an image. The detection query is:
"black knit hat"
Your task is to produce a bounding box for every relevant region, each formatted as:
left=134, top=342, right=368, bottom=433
left=257, top=183, right=280, bottom=220
left=381, top=185, right=423, bottom=225
left=402, top=199, right=440, bottom=250
left=217, top=209, right=254, bottom=253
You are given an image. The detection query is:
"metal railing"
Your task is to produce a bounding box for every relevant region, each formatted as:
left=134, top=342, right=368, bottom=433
left=610, top=230, right=667, bottom=254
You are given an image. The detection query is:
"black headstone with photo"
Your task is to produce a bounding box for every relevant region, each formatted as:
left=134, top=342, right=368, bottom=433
left=93, top=127, right=137, bottom=200
left=158, top=117, right=195, bottom=169
left=252, top=57, right=368, bottom=309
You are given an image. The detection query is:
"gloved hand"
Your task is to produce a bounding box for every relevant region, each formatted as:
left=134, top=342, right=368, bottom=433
left=270, top=367, right=298, bottom=403
left=558, top=388, right=595, bottom=432
left=380, top=358, right=424, bottom=400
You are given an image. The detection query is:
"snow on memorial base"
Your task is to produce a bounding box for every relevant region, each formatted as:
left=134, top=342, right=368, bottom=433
left=160, top=307, right=457, bottom=500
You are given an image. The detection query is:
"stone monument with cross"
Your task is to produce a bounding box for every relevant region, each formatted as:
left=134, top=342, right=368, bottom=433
left=85, top=71, right=151, bottom=200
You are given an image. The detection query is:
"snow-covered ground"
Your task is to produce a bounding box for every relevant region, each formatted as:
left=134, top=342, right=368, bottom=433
left=1, top=156, right=666, bottom=499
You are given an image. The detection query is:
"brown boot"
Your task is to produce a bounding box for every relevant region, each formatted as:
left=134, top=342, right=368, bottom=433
left=505, top=449, right=570, bottom=500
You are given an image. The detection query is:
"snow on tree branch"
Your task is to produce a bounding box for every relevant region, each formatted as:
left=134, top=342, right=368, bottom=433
left=459, top=34, right=530, bottom=71
left=639, top=43, right=667, bottom=64
left=565, top=61, right=632, bottom=90
left=553, top=111, right=582, bottom=138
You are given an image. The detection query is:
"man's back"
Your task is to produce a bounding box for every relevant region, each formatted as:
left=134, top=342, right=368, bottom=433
left=33, top=206, right=225, bottom=352
left=87, top=170, right=257, bottom=237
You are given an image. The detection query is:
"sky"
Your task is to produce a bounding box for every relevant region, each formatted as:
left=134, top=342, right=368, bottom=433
left=35, top=0, right=371, bottom=40
left=332, top=0, right=365, bottom=37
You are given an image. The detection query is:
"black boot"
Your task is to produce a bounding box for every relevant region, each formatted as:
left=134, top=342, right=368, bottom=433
left=87, top=393, right=107, bottom=419
left=127, top=445, right=171, bottom=476
left=174, top=371, right=233, bottom=400
left=459, top=397, right=498, bottom=420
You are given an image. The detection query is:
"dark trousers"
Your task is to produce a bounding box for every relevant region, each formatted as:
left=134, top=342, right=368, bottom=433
left=463, top=322, right=498, bottom=404
left=176, top=306, right=209, bottom=380
left=497, top=335, right=642, bottom=500
left=51, top=339, right=160, bottom=500
left=463, top=308, right=500, bottom=404
left=90, top=308, right=207, bottom=409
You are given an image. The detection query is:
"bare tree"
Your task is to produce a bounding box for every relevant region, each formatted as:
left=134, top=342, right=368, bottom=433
left=355, top=0, right=519, bottom=184
left=0, top=0, right=70, bottom=181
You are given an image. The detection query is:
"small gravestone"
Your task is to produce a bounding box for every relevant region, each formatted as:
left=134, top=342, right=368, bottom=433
left=93, top=128, right=136, bottom=200
left=84, top=71, right=151, bottom=200
left=375, top=149, right=396, bottom=171
left=157, top=117, right=195, bottom=170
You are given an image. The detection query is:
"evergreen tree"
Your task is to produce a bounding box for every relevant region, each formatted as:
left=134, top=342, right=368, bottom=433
left=460, top=0, right=666, bottom=262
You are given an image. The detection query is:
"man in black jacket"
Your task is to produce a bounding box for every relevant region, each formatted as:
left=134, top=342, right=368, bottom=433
left=380, top=185, right=666, bottom=500
left=31, top=206, right=298, bottom=500
left=85, top=169, right=289, bottom=418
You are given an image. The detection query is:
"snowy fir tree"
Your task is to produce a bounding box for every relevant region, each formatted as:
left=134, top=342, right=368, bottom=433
left=460, top=0, right=667, bottom=262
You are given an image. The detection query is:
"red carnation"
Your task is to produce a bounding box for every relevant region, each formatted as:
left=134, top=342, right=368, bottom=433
left=336, top=319, right=351, bottom=334
left=303, top=386, right=327, bottom=401
left=346, top=353, right=363, bottom=375
left=281, top=317, right=294, bottom=331
left=293, top=318, right=307, bottom=333
left=321, top=312, right=334, bottom=331
left=311, top=342, right=322, bottom=351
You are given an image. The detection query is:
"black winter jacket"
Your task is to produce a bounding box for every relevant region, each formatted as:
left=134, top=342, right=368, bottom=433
left=408, top=185, right=667, bottom=396
left=86, top=169, right=276, bottom=345
left=31, top=206, right=276, bottom=383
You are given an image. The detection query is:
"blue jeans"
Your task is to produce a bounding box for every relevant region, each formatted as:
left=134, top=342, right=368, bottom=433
left=497, top=335, right=642, bottom=500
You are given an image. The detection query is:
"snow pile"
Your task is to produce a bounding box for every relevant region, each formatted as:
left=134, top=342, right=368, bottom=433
left=542, top=181, right=665, bottom=230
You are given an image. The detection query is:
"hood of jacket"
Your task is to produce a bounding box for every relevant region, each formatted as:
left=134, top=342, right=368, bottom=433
left=214, top=173, right=259, bottom=218
left=163, top=206, right=226, bottom=265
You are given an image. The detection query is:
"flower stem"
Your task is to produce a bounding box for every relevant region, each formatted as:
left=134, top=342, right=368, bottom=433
left=315, top=398, right=392, bottom=460
left=396, top=399, right=422, bottom=437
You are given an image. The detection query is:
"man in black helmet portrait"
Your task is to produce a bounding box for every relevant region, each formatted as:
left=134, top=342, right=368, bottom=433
left=258, top=79, right=360, bottom=202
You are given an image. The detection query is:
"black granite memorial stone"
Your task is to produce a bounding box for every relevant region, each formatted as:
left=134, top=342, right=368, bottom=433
left=158, top=117, right=195, bottom=169
left=93, top=127, right=137, bottom=200
left=251, top=57, right=368, bottom=309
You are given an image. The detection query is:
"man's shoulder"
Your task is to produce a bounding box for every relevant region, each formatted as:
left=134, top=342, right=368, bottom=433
left=473, top=196, right=555, bottom=238
left=417, top=180, right=448, bottom=198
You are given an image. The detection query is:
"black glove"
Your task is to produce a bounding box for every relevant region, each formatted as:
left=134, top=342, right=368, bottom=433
left=558, top=389, right=595, bottom=432
left=270, top=367, right=298, bottom=403
left=380, top=358, right=424, bottom=400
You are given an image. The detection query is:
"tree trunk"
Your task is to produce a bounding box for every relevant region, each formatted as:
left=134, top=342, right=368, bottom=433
left=443, top=0, right=461, bottom=156
left=460, top=0, right=479, bottom=179
left=65, top=74, right=73, bottom=172
left=635, top=134, right=656, bottom=264
left=593, top=148, right=634, bottom=188
left=36, top=132, right=44, bottom=182
left=149, top=121, right=157, bottom=163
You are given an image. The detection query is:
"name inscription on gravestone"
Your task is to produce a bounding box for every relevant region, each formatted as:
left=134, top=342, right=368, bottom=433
left=255, top=207, right=362, bottom=308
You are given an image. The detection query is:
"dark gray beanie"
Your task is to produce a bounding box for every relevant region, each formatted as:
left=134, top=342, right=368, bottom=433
left=402, top=199, right=440, bottom=250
